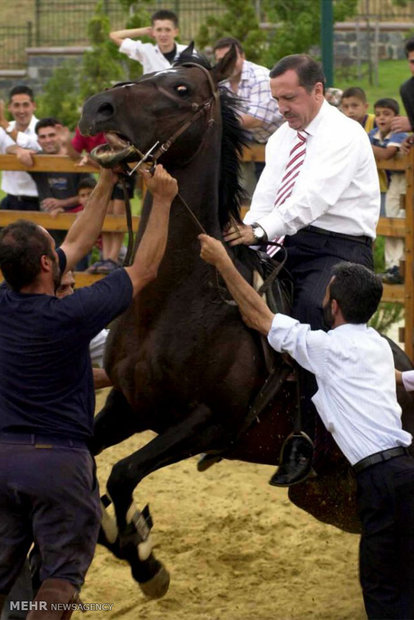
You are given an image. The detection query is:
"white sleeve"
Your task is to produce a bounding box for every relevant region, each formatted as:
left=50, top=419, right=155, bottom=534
left=267, top=313, right=329, bottom=376
left=15, top=132, right=41, bottom=151
left=0, top=128, right=15, bottom=152
left=119, top=38, right=146, bottom=63
left=89, top=329, right=109, bottom=367
left=402, top=370, right=414, bottom=392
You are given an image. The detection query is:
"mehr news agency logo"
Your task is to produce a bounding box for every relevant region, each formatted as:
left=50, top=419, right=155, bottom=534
left=8, top=600, right=114, bottom=612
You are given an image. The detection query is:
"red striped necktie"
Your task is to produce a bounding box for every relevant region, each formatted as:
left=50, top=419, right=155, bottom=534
left=275, top=130, right=308, bottom=207
left=267, top=130, right=308, bottom=257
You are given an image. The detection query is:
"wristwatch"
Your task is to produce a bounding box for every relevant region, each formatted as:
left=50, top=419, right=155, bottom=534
left=251, top=223, right=268, bottom=244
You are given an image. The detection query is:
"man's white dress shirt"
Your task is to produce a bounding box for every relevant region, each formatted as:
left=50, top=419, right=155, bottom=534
left=1, top=117, right=40, bottom=197
left=402, top=370, right=414, bottom=392
left=119, top=39, right=188, bottom=75
left=268, top=315, right=411, bottom=465
left=245, top=100, right=380, bottom=241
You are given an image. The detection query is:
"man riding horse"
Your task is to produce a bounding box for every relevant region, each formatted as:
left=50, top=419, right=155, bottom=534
left=225, top=54, right=379, bottom=486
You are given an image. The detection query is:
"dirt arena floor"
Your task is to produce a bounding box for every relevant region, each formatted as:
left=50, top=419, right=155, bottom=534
left=77, top=389, right=366, bottom=620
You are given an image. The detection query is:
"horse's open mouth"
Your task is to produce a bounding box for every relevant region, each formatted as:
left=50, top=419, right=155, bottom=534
left=90, top=132, right=141, bottom=167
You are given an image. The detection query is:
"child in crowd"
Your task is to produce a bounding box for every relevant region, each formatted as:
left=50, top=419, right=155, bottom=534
left=340, top=86, right=376, bottom=132
left=75, top=177, right=97, bottom=271
left=109, top=9, right=187, bottom=75
left=369, top=98, right=408, bottom=284
left=76, top=176, right=96, bottom=212
left=340, top=87, right=388, bottom=215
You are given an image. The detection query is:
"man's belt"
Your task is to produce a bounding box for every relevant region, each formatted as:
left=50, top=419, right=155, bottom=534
left=353, top=446, right=410, bottom=474
left=302, top=225, right=372, bottom=246
left=8, top=194, right=39, bottom=201
left=0, top=431, right=87, bottom=449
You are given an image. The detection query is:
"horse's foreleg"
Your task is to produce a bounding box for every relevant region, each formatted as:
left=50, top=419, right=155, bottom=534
left=107, top=403, right=222, bottom=527
left=101, top=403, right=223, bottom=598
left=91, top=388, right=141, bottom=455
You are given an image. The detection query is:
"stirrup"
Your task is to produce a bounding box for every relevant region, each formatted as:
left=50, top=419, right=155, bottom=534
left=269, top=431, right=314, bottom=488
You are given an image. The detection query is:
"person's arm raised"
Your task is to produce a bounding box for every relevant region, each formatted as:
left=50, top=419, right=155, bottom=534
left=60, top=168, right=117, bottom=271
left=198, top=234, right=274, bottom=335
left=109, top=26, right=153, bottom=47
left=124, top=165, right=178, bottom=297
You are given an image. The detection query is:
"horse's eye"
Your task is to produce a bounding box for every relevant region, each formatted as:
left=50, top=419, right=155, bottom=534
left=175, top=84, right=189, bottom=95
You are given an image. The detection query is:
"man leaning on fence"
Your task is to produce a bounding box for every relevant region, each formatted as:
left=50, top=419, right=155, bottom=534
left=0, top=85, right=40, bottom=211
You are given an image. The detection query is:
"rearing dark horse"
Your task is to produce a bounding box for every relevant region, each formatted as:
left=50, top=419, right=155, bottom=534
left=79, top=47, right=414, bottom=598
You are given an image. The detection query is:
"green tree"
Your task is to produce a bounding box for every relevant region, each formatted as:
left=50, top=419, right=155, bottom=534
left=36, top=2, right=129, bottom=128
left=79, top=1, right=125, bottom=101
left=36, top=60, right=81, bottom=130
left=262, top=0, right=359, bottom=66
left=196, top=0, right=266, bottom=64
left=196, top=0, right=359, bottom=67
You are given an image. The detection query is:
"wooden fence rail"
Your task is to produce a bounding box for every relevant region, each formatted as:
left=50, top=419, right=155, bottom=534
left=1, top=148, right=414, bottom=357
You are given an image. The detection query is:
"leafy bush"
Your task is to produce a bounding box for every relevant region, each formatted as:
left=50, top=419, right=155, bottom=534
left=36, top=60, right=82, bottom=130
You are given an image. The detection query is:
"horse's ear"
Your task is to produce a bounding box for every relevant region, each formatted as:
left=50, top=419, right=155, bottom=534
left=176, top=42, right=195, bottom=63
left=185, top=41, right=195, bottom=56
left=211, top=44, right=237, bottom=85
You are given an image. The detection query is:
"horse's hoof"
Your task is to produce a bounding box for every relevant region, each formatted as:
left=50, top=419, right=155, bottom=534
left=139, top=565, right=170, bottom=599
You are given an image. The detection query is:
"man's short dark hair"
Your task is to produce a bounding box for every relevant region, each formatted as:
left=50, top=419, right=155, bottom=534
left=151, top=9, right=178, bottom=27
left=77, top=177, right=97, bottom=192
left=0, top=220, right=54, bottom=292
left=374, top=97, right=400, bottom=115
left=9, top=85, right=35, bottom=102
left=35, top=117, right=61, bottom=135
left=213, top=37, right=244, bottom=56
left=329, top=262, right=382, bottom=324
left=405, top=37, right=414, bottom=56
left=269, top=54, right=326, bottom=93
left=341, top=87, right=367, bottom=103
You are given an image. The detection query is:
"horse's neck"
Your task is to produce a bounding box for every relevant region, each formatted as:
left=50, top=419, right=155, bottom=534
left=172, top=162, right=221, bottom=237
left=141, top=146, right=222, bottom=251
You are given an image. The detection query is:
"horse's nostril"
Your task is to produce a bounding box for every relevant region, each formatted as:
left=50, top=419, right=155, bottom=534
left=97, top=102, right=115, bottom=119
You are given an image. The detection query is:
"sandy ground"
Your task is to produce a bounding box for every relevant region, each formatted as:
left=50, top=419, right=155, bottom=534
left=76, top=389, right=366, bottom=620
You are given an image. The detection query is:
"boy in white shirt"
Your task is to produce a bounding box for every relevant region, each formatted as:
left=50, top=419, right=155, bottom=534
left=110, top=9, right=187, bottom=75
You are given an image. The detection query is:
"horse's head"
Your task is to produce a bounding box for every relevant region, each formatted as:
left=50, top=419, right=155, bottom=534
left=78, top=44, right=238, bottom=169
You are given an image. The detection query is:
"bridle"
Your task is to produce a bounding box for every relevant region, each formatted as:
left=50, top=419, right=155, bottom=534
left=101, top=63, right=219, bottom=176
left=109, top=63, right=220, bottom=264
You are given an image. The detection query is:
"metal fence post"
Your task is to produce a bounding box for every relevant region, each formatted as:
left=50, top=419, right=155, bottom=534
left=27, top=21, right=33, bottom=48
left=35, top=0, right=40, bottom=46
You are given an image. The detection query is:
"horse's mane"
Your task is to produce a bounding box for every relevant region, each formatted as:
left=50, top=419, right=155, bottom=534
left=218, top=87, right=248, bottom=227
left=175, top=47, right=248, bottom=228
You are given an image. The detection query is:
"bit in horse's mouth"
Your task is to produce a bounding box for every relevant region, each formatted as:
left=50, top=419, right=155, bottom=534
left=90, top=132, right=139, bottom=167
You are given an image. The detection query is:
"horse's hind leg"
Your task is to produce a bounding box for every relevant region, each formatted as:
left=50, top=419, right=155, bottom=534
left=91, top=388, right=140, bottom=455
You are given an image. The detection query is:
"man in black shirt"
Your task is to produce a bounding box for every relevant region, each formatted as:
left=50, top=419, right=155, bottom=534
left=0, top=164, right=177, bottom=619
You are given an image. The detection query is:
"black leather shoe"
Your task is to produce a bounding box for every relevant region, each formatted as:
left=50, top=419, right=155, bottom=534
left=269, top=432, right=314, bottom=487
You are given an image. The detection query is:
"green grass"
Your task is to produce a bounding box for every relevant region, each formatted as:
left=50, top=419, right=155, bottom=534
left=335, top=59, right=409, bottom=112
